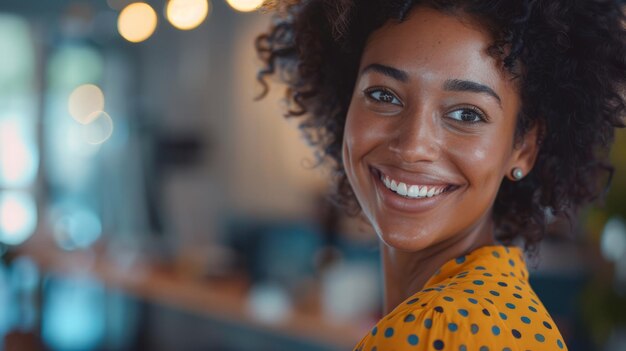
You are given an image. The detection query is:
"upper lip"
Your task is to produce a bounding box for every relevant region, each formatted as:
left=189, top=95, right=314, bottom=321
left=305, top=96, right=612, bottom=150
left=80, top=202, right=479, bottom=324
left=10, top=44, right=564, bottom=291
left=370, top=165, right=460, bottom=187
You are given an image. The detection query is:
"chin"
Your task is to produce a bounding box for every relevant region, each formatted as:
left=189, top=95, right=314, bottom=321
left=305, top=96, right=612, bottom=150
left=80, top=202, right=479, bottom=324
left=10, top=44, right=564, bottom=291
left=375, top=224, right=438, bottom=252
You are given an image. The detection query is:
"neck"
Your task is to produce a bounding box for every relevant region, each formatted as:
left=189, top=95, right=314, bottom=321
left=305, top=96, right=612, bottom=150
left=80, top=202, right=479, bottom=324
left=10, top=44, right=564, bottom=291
left=379, top=221, right=496, bottom=314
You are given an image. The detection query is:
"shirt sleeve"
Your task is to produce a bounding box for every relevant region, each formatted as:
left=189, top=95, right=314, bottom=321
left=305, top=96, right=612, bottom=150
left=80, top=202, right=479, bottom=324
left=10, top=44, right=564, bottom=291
left=353, top=298, right=519, bottom=351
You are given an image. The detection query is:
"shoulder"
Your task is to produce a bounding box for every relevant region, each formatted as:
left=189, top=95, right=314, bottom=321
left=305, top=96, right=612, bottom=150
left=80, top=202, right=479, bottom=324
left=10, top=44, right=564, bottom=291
left=354, top=291, right=518, bottom=351
left=354, top=284, right=568, bottom=351
left=353, top=245, right=568, bottom=351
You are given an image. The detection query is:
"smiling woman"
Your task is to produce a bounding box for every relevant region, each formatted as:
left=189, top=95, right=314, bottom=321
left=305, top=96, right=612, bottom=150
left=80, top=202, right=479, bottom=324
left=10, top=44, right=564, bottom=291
left=254, top=0, right=626, bottom=350
left=342, top=6, right=530, bottom=259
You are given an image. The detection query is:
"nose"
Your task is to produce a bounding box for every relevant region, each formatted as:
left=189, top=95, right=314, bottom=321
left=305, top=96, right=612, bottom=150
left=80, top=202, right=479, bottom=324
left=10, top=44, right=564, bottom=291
left=388, top=109, right=440, bottom=163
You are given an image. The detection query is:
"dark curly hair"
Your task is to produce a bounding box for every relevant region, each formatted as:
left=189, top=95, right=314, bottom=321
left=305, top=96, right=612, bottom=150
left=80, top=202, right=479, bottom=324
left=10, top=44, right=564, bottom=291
left=254, top=0, right=626, bottom=258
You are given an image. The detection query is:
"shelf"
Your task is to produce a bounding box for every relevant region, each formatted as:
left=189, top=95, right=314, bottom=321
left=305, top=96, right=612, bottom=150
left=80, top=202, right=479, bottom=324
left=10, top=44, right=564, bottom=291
left=16, top=231, right=366, bottom=350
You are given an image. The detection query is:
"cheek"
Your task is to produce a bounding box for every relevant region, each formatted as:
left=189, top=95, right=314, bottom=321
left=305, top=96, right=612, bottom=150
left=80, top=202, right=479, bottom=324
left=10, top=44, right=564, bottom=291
left=342, top=104, right=385, bottom=201
left=342, top=105, right=378, bottom=168
left=448, top=132, right=510, bottom=186
left=344, top=103, right=391, bottom=148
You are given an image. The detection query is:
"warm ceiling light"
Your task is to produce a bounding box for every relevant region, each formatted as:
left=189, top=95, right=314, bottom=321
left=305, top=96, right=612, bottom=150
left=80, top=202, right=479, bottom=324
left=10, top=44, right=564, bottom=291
left=68, top=84, right=104, bottom=124
left=117, top=2, right=158, bottom=43
left=225, top=0, right=263, bottom=12
left=166, top=0, right=210, bottom=30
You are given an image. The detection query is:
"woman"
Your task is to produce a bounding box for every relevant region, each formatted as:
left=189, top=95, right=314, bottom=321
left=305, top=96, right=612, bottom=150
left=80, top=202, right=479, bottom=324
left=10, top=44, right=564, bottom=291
left=255, top=0, right=625, bottom=350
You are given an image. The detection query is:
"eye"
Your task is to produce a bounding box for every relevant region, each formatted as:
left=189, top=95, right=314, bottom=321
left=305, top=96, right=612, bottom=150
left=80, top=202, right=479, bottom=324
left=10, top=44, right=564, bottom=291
left=364, top=88, right=403, bottom=106
left=446, top=107, right=487, bottom=123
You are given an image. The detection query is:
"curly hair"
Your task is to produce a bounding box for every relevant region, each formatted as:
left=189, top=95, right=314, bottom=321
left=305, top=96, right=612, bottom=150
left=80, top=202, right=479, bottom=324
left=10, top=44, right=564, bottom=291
left=254, top=0, right=626, bottom=258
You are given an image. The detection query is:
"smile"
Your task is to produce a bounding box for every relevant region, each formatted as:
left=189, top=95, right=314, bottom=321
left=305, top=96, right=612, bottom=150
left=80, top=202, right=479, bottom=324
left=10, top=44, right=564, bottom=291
left=369, top=166, right=460, bottom=213
left=380, top=173, right=449, bottom=199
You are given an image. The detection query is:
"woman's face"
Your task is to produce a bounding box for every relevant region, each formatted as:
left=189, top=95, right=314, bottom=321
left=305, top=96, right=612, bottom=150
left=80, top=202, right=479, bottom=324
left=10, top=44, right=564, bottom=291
left=342, top=5, right=537, bottom=251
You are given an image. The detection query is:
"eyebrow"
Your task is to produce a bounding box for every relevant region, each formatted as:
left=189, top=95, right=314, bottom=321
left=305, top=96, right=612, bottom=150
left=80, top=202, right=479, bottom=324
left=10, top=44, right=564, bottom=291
left=360, top=63, right=502, bottom=107
left=443, top=79, right=502, bottom=107
left=360, top=63, right=409, bottom=83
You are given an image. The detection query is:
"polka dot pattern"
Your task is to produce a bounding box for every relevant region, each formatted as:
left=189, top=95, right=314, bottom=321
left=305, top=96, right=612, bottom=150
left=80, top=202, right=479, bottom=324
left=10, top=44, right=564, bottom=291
left=470, top=324, right=479, bottom=335
left=384, top=327, right=394, bottom=338
left=352, top=245, right=569, bottom=351
left=407, top=334, right=419, bottom=345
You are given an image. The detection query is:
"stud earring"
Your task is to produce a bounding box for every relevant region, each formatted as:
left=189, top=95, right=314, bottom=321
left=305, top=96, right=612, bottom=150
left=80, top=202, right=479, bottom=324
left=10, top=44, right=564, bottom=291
left=511, top=167, right=524, bottom=181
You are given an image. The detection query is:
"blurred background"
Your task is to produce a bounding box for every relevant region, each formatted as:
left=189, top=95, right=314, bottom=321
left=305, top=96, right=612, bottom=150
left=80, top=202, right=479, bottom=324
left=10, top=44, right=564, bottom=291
left=0, top=0, right=624, bottom=350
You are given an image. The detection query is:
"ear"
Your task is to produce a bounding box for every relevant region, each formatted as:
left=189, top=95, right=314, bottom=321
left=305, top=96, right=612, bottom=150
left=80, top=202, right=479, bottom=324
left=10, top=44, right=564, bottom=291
left=506, top=120, right=543, bottom=181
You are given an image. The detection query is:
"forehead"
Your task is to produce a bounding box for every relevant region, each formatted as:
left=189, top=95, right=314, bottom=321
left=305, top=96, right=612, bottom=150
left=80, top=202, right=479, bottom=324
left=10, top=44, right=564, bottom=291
left=360, top=5, right=510, bottom=92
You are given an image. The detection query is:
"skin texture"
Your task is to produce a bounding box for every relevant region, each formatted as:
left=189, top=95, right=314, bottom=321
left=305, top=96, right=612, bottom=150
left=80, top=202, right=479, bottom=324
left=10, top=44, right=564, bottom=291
left=341, top=5, right=540, bottom=313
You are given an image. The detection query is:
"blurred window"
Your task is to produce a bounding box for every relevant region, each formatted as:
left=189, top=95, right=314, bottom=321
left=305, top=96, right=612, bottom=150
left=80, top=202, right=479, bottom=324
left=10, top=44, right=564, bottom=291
left=0, top=14, right=38, bottom=246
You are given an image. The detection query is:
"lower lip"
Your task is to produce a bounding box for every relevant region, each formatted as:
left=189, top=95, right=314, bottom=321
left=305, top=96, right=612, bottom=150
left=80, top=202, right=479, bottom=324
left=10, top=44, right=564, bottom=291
left=370, top=167, right=457, bottom=214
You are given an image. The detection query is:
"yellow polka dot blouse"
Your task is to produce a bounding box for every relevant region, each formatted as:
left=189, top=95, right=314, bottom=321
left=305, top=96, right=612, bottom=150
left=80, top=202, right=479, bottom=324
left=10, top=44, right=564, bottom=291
left=353, top=244, right=568, bottom=351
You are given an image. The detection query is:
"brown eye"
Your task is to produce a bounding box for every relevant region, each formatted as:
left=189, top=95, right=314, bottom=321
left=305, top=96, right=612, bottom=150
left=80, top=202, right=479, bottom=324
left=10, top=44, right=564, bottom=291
left=365, top=88, right=403, bottom=106
left=447, top=108, right=487, bottom=123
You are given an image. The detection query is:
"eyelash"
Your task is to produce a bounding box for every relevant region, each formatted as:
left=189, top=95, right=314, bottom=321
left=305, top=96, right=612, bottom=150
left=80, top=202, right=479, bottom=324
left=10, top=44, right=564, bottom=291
left=363, top=87, right=488, bottom=123
left=447, top=105, right=488, bottom=124
left=363, top=87, right=403, bottom=106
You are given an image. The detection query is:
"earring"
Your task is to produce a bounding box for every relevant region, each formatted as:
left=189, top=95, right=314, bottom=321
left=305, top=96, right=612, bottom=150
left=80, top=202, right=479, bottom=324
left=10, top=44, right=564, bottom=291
left=511, top=167, right=524, bottom=181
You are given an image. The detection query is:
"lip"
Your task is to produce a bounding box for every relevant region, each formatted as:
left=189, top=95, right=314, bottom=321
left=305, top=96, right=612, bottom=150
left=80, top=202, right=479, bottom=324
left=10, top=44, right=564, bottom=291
left=371, top=165, right=459, bottom=187
left=369, top=166, right=459, bottom=214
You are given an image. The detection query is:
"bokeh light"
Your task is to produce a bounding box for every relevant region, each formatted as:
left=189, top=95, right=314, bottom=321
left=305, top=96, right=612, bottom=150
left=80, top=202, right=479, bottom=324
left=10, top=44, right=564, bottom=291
left=225, top=0, right=263, bottom=12
left=68, top=84, right=105, bottom=124
left=81, top=111, right=114, bottom=145
left=50, top=201, right=102, bottom=251
left=42, top=276, right=105, bottom=351
left=117, top=2, right=157, bottom=43
left=0, top=119, right=39, bottom=188
left=246, top=283, right=292, bottom=324
left=166, top=0, right=210, bottom=30
left=0, top=191, right=37, bottom=246
left=601, top=216, right=626, bottom=262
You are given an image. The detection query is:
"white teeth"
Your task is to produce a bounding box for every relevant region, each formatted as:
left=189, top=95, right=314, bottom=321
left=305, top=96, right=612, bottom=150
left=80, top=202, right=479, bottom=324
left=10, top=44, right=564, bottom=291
left=427, top=187, right=436, bottom=197
left=397, top=182, right=408, bottom=196
left=379, top=172, right=449, bottom=199
left=419, top=187, right=428, bottom=197
left=408, top=185, right=420, bottom=197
